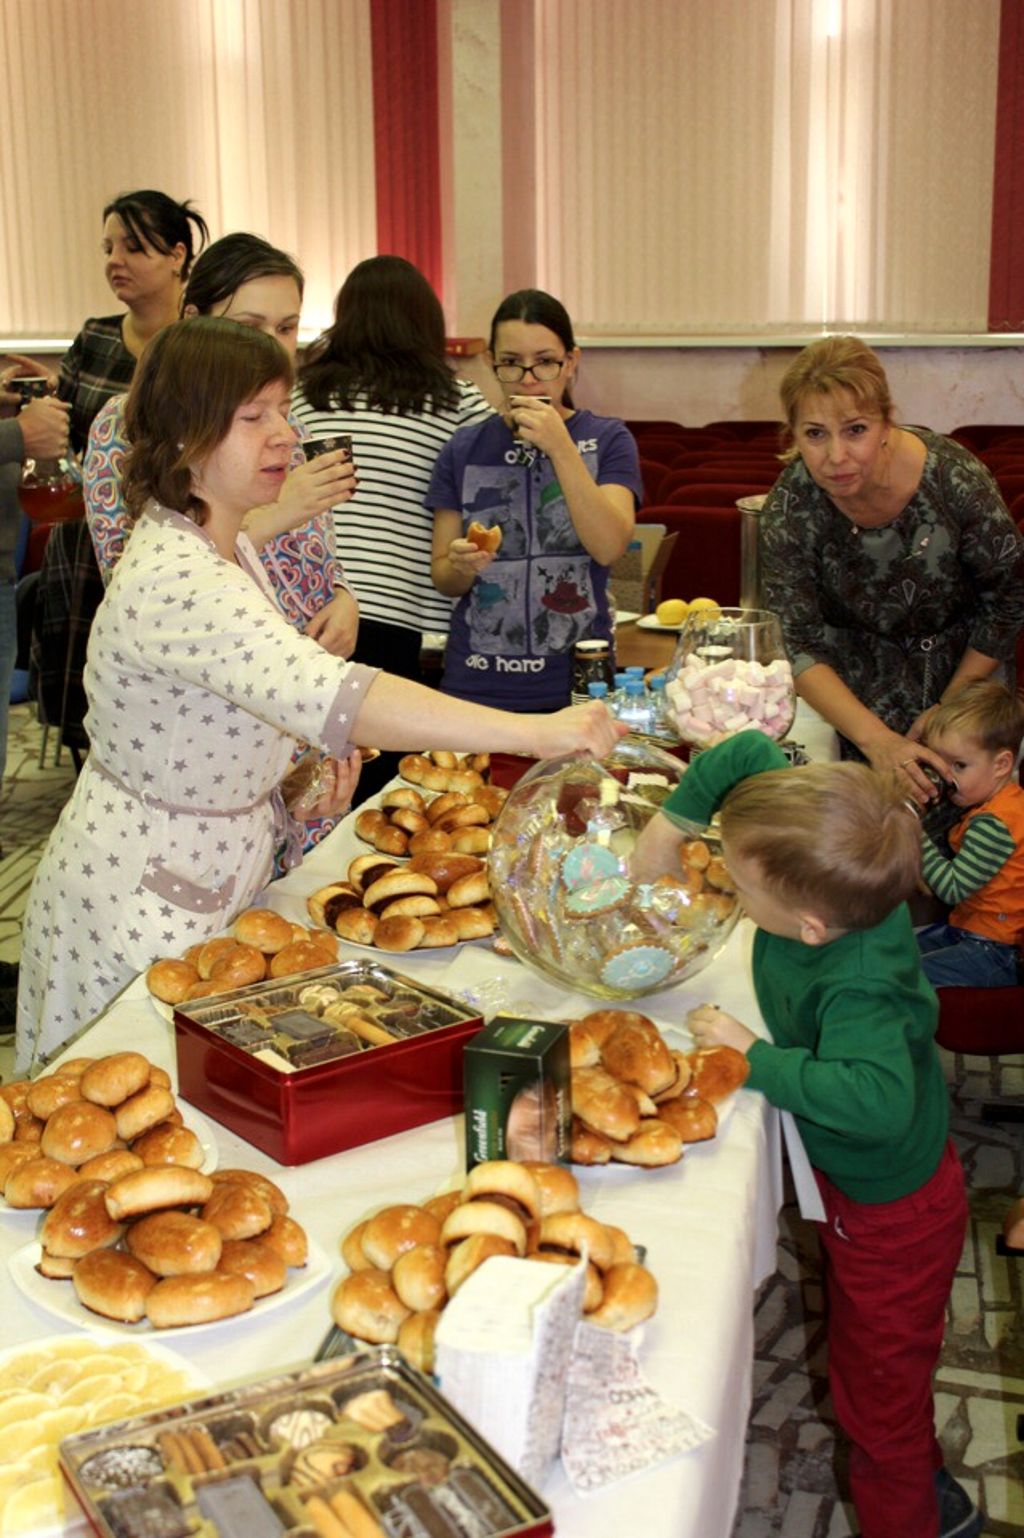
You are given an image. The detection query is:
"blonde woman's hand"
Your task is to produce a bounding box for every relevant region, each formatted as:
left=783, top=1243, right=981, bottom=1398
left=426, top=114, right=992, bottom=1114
left=862, top=727, right=951, bottom=806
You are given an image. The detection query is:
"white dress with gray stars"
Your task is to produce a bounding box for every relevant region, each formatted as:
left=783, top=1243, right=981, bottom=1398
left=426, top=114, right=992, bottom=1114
left=16, top=504, right=378, bottom=1072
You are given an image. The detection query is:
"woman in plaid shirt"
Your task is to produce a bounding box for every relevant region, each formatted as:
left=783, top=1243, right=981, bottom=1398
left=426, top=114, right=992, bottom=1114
left=59, top=189, right=209, bottom=454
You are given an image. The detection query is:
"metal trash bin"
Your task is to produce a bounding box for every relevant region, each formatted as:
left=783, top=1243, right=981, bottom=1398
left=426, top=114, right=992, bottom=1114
left=738, top=494, right=768, bottom=609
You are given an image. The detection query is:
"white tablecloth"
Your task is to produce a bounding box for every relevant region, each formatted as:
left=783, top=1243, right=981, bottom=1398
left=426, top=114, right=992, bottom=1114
left=0, top=710, right=850, bottom=1537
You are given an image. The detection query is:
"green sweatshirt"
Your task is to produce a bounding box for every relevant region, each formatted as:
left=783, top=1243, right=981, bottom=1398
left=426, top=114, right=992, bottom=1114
left=662, top=733, right=948, bottom=1203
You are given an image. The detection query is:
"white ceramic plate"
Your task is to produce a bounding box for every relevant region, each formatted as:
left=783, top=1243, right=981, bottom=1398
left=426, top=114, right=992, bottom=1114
left=1, top=1104, right=218, bottom=1226
left=0, top=1328, right=210, bottom=1538
left=635, top=613, right=685, bottom=632
left=9, top=1235, right=332, bottom=1340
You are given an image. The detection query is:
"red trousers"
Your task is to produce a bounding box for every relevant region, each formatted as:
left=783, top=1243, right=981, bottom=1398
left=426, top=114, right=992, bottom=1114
left=815, top=1140, right=967, bottom=1538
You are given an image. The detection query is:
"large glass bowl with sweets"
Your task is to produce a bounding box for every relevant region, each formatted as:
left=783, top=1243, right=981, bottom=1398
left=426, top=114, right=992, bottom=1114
left=488, top=739, right=738, bottom=999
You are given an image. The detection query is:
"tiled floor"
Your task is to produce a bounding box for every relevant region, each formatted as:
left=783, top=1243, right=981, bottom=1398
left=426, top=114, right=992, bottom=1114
left=733, top=1061, right=1024, bottom=1535
left=1, top=703, right=1021, bottom=1534
left=0, top=703, right=75, bottom=965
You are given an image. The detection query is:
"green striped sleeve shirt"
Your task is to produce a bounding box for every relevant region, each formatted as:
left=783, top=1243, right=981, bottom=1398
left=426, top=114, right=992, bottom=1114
left=921, top=814, right=1015, bottom=904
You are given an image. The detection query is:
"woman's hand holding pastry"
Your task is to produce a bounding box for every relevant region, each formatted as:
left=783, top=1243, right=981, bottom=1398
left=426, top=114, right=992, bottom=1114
left=532, top=702, right=627, bottom=761
left=686, top=1003, right=756, bottom=1055
left=446, top=536, right=497, bottom=579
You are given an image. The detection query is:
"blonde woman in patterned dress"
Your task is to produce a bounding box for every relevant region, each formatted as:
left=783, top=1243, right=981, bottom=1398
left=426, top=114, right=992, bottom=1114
left=760, top=336, right=1024, bottom=808
left=16, top=318, right=622, bottom=1070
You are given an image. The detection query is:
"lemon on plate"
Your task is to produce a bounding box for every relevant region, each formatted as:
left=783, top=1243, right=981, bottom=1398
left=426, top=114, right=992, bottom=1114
left=655, top=598, right=688, bottom=625
left=686, top=596, right=721, bottom=619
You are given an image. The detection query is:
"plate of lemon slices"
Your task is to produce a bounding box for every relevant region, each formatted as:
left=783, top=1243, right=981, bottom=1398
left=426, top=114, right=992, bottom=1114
left=0, top=1330, right=208, bottom=1537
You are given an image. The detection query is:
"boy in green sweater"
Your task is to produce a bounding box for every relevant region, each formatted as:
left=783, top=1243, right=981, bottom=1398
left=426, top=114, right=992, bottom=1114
left=646, top=731, right=977, bottom=1538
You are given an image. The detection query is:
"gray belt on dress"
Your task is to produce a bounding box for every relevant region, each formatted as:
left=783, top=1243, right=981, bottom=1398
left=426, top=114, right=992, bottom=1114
left=89, top=755, right=304, bottom=873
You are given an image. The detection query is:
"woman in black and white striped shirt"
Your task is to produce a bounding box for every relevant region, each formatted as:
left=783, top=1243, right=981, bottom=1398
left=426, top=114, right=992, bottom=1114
left=293, top=256, right=492, bottom=689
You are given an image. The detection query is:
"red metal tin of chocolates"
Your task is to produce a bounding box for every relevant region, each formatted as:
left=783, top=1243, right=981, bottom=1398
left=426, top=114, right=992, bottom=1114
left=172, top=961, right=484, bottom=1166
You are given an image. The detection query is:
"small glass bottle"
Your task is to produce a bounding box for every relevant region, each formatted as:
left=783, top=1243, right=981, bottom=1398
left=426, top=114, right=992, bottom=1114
left=648, top=672, right=669, bottom=735
left=620, top=677, right=652, bottom=733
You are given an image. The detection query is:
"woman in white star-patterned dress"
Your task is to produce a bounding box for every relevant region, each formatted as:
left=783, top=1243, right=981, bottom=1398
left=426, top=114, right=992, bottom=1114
left=16, top=318, right=623, bottom=1071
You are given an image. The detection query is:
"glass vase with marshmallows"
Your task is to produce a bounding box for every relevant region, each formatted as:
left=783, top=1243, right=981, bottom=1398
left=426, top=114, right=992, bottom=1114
left=664, top=606, right=795, bottom=749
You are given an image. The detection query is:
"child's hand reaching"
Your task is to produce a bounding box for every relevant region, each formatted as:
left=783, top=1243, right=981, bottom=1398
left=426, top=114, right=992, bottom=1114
left=686, top=1003, right=757, bottom=1055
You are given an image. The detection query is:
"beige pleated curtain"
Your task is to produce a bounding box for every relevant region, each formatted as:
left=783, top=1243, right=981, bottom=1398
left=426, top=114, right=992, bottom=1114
left=532, top=0, right=999, bottom=334
left=0, top=0, right=1002, bottom=340
left=0, top=0, right=377, bottom=338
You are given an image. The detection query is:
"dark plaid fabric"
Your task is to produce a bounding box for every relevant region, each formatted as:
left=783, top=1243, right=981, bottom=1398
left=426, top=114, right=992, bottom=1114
left=29, top=518, right=103, bottom=755
left=58, top=315, right=136, bottom=455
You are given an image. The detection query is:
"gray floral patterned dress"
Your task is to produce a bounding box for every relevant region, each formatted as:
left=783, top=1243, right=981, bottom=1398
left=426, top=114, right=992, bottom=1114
left=760, top=429, right=1024, bottom=748
left=16, top=505, right=378, bottom=1071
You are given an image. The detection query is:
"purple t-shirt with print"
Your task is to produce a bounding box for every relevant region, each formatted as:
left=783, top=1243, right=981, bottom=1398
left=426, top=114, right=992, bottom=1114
left=426, top=410, right=642, bottom=710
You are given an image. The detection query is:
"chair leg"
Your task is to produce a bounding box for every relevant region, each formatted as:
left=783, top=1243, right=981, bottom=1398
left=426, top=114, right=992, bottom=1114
left=38, top=723, right=49, bottom=769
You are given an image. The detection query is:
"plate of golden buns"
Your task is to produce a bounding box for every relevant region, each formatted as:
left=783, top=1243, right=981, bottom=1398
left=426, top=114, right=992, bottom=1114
left=0, top=1052, right=218, bottom=1220
left=145, top=906, right=344, bottom=1016
left=307, top=851, right=498, bottom=953
left=331, top=1158, right=658, bottom=1375
left=566, top=1008, right=750, bottom=1168
left=9, top=1155, right=328, bottom=1337
left=353, top=781, right=507, bottom=860
left=398, top=749, right=492, bottom=795
left=0, top=1329, right=208, bottom=1538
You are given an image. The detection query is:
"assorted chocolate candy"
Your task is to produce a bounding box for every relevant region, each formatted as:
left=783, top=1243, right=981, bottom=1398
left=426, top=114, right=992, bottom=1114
left=175, top=962, right=470, bottom=1075
left=61, top=1351, right=549, bottom=1538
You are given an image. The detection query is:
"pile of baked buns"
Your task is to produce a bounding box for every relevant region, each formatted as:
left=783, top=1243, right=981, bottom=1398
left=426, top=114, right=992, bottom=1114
left=568, top=1009, right=749, bottom=1167
left=398, top=749, right=492, bottom=794
left=146, top=907, right=340, bottom=1006
left=0, top=1050, right=308, bottom=1328
left=308, top=851, right=496, bottom=953
left=332, top=1158, right=657, bottom=1373
left=354, top=781, right=507, bottom=860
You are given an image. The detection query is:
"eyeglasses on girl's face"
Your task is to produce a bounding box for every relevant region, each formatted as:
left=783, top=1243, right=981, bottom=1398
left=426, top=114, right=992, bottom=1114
left=493, top=358, right=568, bottom=383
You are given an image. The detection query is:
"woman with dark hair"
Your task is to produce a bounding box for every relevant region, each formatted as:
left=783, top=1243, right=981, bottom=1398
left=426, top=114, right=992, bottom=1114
left=16, top=318, right=621, bottom=1070
left=761, top=335, right=1024, bottom=800
left=59, top=190, right=210, bottom=452
left=85, top=233, right=357, bottom=657
left=293, top=255, right=492, bottom=684
left=428, top=288, right=641, bottom=711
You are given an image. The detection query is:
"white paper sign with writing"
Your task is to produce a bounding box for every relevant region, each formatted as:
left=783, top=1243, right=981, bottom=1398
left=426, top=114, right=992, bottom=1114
left=561, top=1322, right=716, bottom=1494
